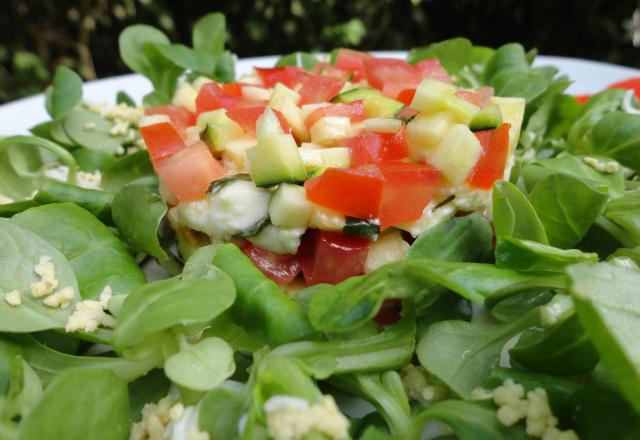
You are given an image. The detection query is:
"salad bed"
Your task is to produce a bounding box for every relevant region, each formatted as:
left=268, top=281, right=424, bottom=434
left=0, top=11, right=640, bottom=440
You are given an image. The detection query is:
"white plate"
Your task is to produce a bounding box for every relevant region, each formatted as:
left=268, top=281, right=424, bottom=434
left=1, top=53, right=640, bottom=136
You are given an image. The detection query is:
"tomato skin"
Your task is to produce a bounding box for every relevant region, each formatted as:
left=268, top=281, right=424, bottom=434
left=363, top=58, right=422, bottom=91
left=298, top=75, right=345, bottom=105
left=140, top=121, right=186, bottom=163
left=414, top=58, right=452, bottom=83
left=305, top=166, right=384, bottom=220
left=608, top=77, right=640, bottom=98
left=574, top=94, right=591, bottom=105
left=299, top=229, right=369, bottom=285
left=377, top=162, right=440, bottom=229
left=154, top=141, right=226, bottom=202
left=396, top=88, right=417, bottom=106
left=240, top=242, right=301, bottom=285
left=304, top=100, right=366, bottom=128
left=456, top=87, right=494, bottom=107
left=255, top=66, right=312, bottom=88
left=374, top=299, right=402, bottom=326
left=226, top=106, right=292, bottom=136
left=345, top=126, right=409, bottom=167
left=466, top=123, right=511, bottom=190
left=311, top=62, right=351, bottom=81
left=145, top=105, right=195, bottom=135
left=334, top=49, right=371, bottom=82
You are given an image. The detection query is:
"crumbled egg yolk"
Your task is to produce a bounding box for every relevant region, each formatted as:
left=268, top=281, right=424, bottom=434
left=3, top=290, right=21, bottom=307
left=65, top=286, right=116, bottom=333
left=130, top=395, right=209, bottom=440
left=30, top=255, right=76, bottom=309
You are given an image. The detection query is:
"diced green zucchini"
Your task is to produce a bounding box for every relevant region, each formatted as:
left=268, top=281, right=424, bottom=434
left=406, top=112, right=455, bottom=157
left=332, top=87, right=382, bottom=103
left=363, top=95, right=405, bottom=118
left=222, top=135, right=256, bottom=170
left=469, top=105, right=503, bottom=131
left=343, top=217, right=380, bottom=238
left=270, top=92, right=308, bottom=141
left=428, top=124, right=482, bottom=185
left=197, top=109, right=244, bottom=151
left=256, top=107, right=284, bottom=139
left=247, top=133, right=307, bottom=186
left=411, top=79, right=457, bottom=114
left=299, top=147, right=351, bottom=169
left=248, top=224, right=305, bottom=254
left=269, top=183, right=312, bottom=228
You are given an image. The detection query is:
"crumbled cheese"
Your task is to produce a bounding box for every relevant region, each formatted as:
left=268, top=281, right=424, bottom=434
left=130, top=396, right=209, bottom=440
left=488, top=379, right=579, bottom=440
left=87, top=102, right=144, bottom=126
left=0, top=193, right=14, bottom=204
left=400, top=364, right=449, bottom=406
left=84, top=122, right=97, bottom=131
left=42, top=286, right=75, bottom=309
left=265, top=395, right=350, bottom=440
left=44, top=165, right=102, bottom=189
left=110, top=119, right=130, bottom=136
left=4, top=290, right=21, bottom=307
left=65, top=286, right=115, bottom=332
left=470, top=387, right=495, bottom=400
left=30, top=256, right=58, bottom=298
left=583, top=156, right=620, bottom=174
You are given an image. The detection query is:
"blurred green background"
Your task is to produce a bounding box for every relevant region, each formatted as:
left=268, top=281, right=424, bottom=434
left=1, top=0, right=639, bottom=103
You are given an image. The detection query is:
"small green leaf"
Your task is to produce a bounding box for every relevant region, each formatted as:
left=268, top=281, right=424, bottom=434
left=567, top=262, right=640, bottom=413
left=101, top=150, right=157, bottom=192
left=112, top=184, right=168, bottom=261
left=44, top=67, right=83, bottom=120
left=192, top=13, right=227, bottom=56
left=165, top=337, right=235, bottom=392
left=492, top=180, right=548, bottom=244
left=63, top=109, right=128, bottom=154
left=18, top=369, right=130, bottom=440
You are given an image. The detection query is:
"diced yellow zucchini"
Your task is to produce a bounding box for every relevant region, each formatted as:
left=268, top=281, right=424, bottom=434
left=256, top=107, right=283, bottom=139
left=406, top=112, right=455, bottom=159
left=173, top=82, right=198, bottom=112
left=410, top=79, right=457, bottom=114
left=445, top=95, right=481, bottom=125
left=491, top=96, right=525, bottom=181
left=365, top=231, right=410, bottom=274
left=243, top=85, right=272, bottom=101
left=301, top=103, right=331, bottom=121
left=364, top=117, right=403, bottom=133
left=192, top=76, right=212, bottom=92
left=308, top=204, right=346, bottom=231
left=299, top=147, right=351, bottom=168
left=196, top=109, right=245, bottom=151
left=363, top=95, right=404, bottom=118
left=222, top=135, right=257, bottom=170
left=269, top=85, right=309, bottom=142
left=428, top=124, right=482, bottom=185
left=310, top=116, right=350, bottom=146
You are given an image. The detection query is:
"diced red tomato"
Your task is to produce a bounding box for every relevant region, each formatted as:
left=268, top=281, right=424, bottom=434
left=395, top=88, right=417, bottom=106
left=415, top=59, right=452, bottom=83
left=304, top=100, right=366, bottom=128
left=382, top=81, right=419, bottom=100
left=377, top=162, right=440, bottom=229
left=363, top=58, right=422, bottom=91
left=574, top=94, right=591, bottom=105
left=466, top=123, right=511, bottom=190
left=299, top=229, right=369, bottom=285
left=298, top=75, right=345, bottom=105
left=345, top=127, right=409, bottom=167
left=305, top=166, right=384, bottom=220
left=140, top=121, right=186, bottom=163
left=196, top=82, right=260, bottom=114
left=255, top=66, right=312, bottom=89
left=334, top=49, right=371, bottom=82
left=305, top=162, right=439, bottom=229
left=144, top=105, right=195, bottom=136
left=311, top=62, right=351, bottom=81
left=608, top=77, right=640, bottom=98
left=221, top=83, right=243, bottom=97
left=240, top=242, right=301, bottom=285
left=374, top=299, right=402, bottom=326
left=154, top=141, right=226, bottom=202
left=226, top=106, right=291, bottom=136
left=456, top=87, right=494, bottom=108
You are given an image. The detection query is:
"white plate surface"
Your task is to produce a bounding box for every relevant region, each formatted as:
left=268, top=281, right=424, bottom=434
left=1, top=53, right=640, bottom=136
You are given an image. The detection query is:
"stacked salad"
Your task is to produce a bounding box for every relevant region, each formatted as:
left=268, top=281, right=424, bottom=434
left=0, top=12, right=639, bottom=440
